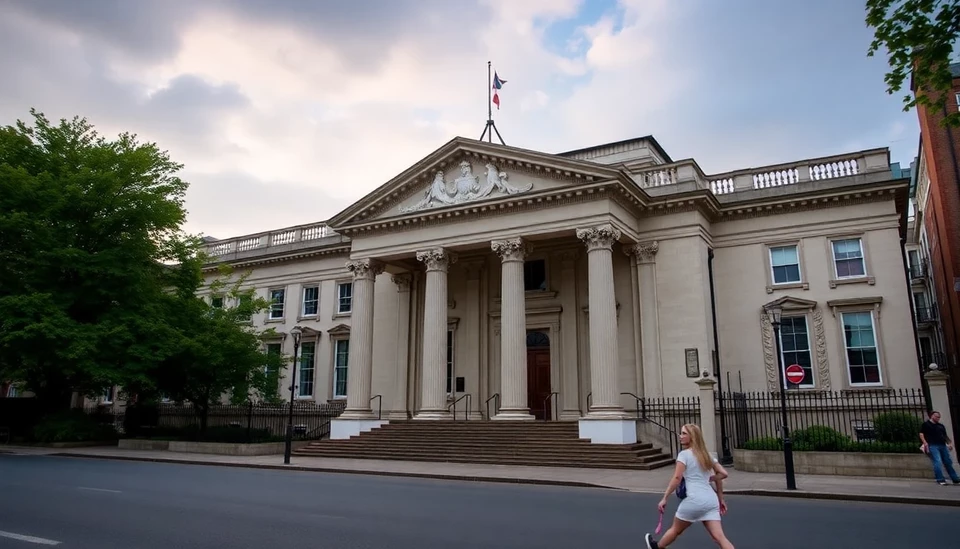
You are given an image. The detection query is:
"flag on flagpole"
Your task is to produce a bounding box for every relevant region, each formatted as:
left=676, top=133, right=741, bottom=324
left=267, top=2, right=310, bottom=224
left=492, top=71, right=507, bottom=109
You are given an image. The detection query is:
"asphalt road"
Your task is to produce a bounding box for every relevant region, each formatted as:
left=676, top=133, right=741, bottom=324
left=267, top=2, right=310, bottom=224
left=0, top=455, right=955, bottom=548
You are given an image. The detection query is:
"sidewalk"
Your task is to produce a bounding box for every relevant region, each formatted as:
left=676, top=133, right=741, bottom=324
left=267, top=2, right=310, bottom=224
left=4, top=445, right=959, bottom=506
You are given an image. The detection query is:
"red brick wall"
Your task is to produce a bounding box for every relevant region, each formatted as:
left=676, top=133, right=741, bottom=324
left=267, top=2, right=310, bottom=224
left=917, top=81, right=960, bottom=370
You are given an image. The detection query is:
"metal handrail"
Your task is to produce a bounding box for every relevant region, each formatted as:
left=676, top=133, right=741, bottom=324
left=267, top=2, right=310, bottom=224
left=485, top=393, right=500, bottom=419
left=370, top=394, right=382, bottom=420
left=448, top=393, right=472, bottom=421
left=542, top=392, right=559, bottom=421
left=622, top=392, right=682, bottom=456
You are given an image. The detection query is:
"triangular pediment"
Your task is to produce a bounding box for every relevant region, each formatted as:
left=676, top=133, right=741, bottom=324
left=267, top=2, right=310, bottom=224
left=762, top=296, right=819, bottom=312
left=327, top=324, right=351, bottom=337
left=326, top=137, right=626, bottom=230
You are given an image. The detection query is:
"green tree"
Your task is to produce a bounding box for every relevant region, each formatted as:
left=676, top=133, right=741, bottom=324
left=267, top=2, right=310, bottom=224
left=867, top=0, right=960, bottom=126
left=0, top=109, right=193, bottom=411
left=150, top=269, right=288, bottom=429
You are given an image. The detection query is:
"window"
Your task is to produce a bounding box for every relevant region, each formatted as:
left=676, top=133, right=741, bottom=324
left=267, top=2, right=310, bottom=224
left=302, top=285, right=319, bottom=316
left=7, top=385, right=19, bottom=398
left=237, top=294, right=252, bottom=322
left=297, top=341, right=316, bottom=398
left=446, top=329, right=455, bottom=394
left=264, top=343, right=281, bottom=377
left=102, top=386, right=115, bottom=404
left=269, top=288, right=285, bottom=319
left=523, top=260, right=547, bottom=291
left=908, top=250, right=920, bottom=268
left=769, top=245, right=801, bottom=284
left=778, top=316, right=814, bottom=389
left=211, top=295, right=224, bottom=308
left=832, top=238, right=866, bottom=278
left=337, top=282, right=353, bottom=314
left=914, top=292, right=935, bottom=322
left=333, top=339, right=349, bottom=398
left=841, top=312, right=882, bottom=386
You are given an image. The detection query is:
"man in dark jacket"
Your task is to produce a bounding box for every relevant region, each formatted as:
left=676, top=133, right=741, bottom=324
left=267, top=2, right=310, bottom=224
left=920, top=410, right=960, bottom=486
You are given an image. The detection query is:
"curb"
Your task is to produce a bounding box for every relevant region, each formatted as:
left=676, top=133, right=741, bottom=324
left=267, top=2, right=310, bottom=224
left=725, top=488, right=960, bottom=508
left=48, top=452, right=623, bottom=491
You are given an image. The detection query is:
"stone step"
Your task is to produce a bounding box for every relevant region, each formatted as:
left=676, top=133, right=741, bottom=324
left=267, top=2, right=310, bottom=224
left=293, top=449, right=675, bottom=470
left=298, top=449, right=668, bottom=465
left=313, top=442, right=664, bottom=458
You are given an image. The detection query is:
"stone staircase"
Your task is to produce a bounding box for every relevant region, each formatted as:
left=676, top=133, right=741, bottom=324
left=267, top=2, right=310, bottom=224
left=294, top=420, right=675, bottom=470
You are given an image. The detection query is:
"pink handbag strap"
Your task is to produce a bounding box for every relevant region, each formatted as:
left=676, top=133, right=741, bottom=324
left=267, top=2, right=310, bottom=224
left=655, top=509, right=664, bottom=535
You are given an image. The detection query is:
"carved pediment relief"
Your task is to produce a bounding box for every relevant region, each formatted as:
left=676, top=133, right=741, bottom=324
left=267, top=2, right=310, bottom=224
left=761, top=295, right=818, bottom=312
left=398, top=160, right=533, bottom=214
left=327, top=324, right=351, bottom=337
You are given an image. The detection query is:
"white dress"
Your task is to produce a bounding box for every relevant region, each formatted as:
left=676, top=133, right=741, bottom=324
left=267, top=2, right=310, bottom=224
left=674, top=449, right=722, bottom=523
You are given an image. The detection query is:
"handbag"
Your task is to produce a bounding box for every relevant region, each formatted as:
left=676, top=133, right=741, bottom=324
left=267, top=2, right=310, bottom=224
left=675, top=477, right=687, bottom=500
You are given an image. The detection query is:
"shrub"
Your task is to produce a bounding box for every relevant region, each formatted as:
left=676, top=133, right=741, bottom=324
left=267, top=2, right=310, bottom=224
left=32, top=410, right=118, bottom=443
left=743, top=437, right=782, bottom=450
left=792, top=425, right=850, bottom=451
left=873, top=412, right=922, bottom=444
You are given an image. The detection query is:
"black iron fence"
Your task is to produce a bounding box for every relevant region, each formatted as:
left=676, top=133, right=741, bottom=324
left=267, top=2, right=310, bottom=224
left=123, top=401, right=345, bottom=443
left=634, top=395, right=701, bottom=456
left=717, top=389, right=927, bottom=454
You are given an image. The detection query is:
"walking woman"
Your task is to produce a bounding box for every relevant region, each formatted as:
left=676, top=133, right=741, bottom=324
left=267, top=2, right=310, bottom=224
left=644, top=423, right=735, bottom=549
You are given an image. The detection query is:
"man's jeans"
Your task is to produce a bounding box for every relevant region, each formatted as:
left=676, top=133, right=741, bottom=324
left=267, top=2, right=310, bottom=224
left=929, top=445, right=960, bottom=483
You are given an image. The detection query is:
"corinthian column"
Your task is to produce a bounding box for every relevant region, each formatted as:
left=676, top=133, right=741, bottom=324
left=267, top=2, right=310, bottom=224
left=576, top=224, right=625, bottom=418
left=414, top=248, right=457, bottom=419
left=492, top=237, right=534, bottom=420
left=629, top=241, right=663, bottom=398
left=339, top=258, right=384, bottom=419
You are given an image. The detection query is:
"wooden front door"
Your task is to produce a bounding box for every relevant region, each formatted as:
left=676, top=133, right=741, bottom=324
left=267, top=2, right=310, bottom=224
left=527, top=349, right=551, bottom=420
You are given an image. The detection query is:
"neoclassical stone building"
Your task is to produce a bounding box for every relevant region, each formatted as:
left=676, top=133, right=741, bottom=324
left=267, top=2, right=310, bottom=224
left=202, top=135, right=919, bottom=444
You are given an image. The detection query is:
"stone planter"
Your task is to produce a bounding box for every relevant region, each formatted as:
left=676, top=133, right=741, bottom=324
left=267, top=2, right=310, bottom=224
left=734, top=449, right=934, bottom=479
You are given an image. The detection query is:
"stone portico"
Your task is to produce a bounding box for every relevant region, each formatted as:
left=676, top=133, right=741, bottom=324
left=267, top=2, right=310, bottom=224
left=202, top=134, right=921, bottom=448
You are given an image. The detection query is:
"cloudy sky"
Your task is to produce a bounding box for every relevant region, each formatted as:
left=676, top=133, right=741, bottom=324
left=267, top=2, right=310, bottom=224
left=0, top=0, right=916, bottom=239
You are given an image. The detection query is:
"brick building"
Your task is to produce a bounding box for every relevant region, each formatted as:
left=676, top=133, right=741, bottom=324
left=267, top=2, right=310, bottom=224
left=911, top=63, right=960, bottom=422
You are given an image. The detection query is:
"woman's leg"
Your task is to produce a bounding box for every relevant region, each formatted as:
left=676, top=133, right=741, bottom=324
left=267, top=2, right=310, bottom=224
left=703, top=520, right=735, bottom=549
left=656, top=516, right=692, bottom=548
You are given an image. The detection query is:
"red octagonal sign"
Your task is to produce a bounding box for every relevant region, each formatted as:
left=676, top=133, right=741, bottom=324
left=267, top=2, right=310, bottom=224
left=785, top=364, right=805, bottom=385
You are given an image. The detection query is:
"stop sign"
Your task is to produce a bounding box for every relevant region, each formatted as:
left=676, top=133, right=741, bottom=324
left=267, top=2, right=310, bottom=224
left=785, top=364, right=805, bottom=385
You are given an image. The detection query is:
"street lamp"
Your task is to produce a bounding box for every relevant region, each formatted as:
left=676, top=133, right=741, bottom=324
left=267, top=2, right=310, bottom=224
left=766, top=305, right=797, bottom=490
left=284, top=325, right=303, bottom=465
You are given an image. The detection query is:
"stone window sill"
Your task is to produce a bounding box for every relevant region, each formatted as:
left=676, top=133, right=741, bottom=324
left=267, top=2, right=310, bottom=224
left=829, top=276, right=875, bottom=288
left=766, top=282, right=809, bottom=294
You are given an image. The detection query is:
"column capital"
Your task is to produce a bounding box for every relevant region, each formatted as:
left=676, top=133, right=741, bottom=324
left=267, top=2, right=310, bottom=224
left=491, top=237, right=532, bottom=263
left=346, top=258, right=385, bottom=281
left=391, top=273, right=412, bottom=292
left=625, top=241, right=659, bottom=263
left=416, top=248, right=458, bottom=272
left=576, top=224, right=621, bottom=252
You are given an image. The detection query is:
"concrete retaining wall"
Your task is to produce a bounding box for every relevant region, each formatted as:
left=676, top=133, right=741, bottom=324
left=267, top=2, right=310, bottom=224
left=734, top=449, right=934, bottom=479
left=118, top=439, right=310, bottom=456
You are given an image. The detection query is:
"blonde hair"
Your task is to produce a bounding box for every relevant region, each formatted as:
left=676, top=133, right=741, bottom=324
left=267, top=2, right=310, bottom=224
left=682, top=423, right=714, bottom=472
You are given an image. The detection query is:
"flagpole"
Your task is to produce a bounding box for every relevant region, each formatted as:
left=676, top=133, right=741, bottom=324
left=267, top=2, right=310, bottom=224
left=487, top=61, right=492, bottom=142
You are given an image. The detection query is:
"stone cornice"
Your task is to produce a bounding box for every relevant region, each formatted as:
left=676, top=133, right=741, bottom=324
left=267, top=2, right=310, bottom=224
left=201, top=244, right=351, bottom=272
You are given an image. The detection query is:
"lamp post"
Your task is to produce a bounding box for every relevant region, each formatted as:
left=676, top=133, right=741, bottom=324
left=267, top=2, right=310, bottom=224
left=767, top=306, right=797, bottom=490
left=284, top=325, right=303, bottom=465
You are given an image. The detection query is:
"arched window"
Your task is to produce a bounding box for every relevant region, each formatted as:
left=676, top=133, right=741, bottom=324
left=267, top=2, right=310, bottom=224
left=525, top=331, right=550, bottom=348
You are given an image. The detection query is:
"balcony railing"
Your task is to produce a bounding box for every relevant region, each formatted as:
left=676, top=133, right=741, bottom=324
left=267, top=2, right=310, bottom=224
left=632, top=148, right=889, bottom=196
left=909, top=260, right=927, bottom=279
left=915, top=305, right=938, bottom=324
left=203, top=222, right=341, bottom=259
left=920, top=352, right=949, bottom=371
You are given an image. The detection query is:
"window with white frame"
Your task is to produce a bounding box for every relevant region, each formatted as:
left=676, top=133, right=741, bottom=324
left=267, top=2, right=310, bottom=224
left=337, top=282, right=353, bottom=314
left=446, top=329, right=455, bottom=394
left=269, top=288, right=285, bottom=319
left=264, top=343, right=281, bottom=377
left=769, top=245, right=801, bottom=284
left=302, top=285, right=319, bottom=317
left=778, top=316, right=814, bottom=389
left=841, top=311, right=882, bottom=386
left=832, top=238, right=866, bottom=278
left=7, top=385, right=19, bottom=398
left=297, top=341, right=316, bottom=398
left=211, top=295, right=224, bottom=308
left=333, top=339, right=349, bottom=398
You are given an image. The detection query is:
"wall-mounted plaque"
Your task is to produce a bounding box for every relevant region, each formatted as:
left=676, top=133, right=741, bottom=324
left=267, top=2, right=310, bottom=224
left=685, top=348, right=700, bottom=378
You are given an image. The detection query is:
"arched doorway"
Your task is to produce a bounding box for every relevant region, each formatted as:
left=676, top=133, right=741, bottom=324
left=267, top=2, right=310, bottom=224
left=526, top=331, right=552, bottom=420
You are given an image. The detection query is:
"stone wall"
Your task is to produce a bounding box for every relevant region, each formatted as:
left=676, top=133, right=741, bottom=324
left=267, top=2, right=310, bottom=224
left=734, top=449, right=933, bottom=479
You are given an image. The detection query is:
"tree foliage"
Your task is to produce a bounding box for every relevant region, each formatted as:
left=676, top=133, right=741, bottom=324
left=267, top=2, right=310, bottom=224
left=867, top=0, right=960, bottom=126
left=0, top=109, right=285, bottom=414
